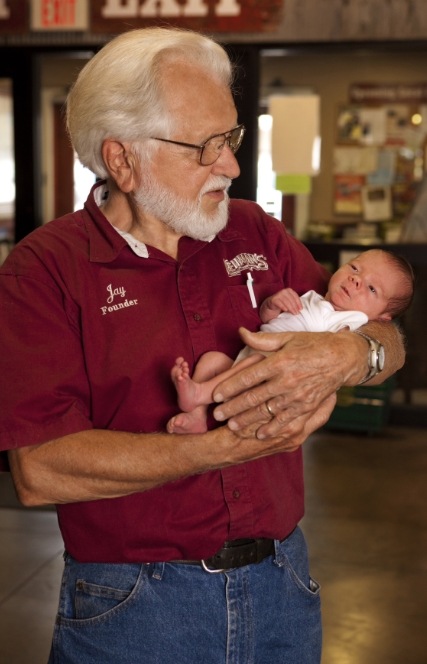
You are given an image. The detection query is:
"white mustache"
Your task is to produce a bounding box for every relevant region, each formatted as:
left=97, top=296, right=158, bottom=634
left=200, top=176, right=232, bottom=196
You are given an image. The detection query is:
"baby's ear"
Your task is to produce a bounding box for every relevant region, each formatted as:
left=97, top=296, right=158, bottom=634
left=377, top=312, right=392, bottom=321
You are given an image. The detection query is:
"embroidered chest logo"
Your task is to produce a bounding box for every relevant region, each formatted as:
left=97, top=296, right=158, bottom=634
left=100, top=284, right=139, bottom=316
left=224, top=253, right=269, bottom=277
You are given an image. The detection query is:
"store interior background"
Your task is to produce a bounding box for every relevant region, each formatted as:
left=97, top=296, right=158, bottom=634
left=1, top=1, right=427, bottom=662
left=8, top=46, right=427, bottom=233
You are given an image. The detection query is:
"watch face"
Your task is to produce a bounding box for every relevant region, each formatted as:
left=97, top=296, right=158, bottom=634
left=378, top=345, right=385, bottom=371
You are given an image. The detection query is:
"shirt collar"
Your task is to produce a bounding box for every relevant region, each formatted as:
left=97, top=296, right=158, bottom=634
left=84, top=181, right=246, bottom=262
left=113, top=226, right=150, bottom=258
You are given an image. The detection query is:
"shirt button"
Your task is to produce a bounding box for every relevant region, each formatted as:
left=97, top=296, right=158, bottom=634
left=233, top=489, right=240, bottom=499
left=193, top=313, right=202, bottom=321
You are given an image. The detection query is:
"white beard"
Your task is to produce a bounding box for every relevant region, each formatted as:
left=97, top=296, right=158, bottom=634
left=133, top=173, right=232, bottom=241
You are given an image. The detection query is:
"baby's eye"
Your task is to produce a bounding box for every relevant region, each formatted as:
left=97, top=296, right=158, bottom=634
left=349, top=263, right=358, bottom=271
left=369, top=285, right=376, bottom=293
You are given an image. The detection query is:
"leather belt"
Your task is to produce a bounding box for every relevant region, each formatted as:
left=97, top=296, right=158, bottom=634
left=172, top=538, right=275, bottom=574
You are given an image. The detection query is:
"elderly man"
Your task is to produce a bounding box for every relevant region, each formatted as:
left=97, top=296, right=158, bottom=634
left=0, top=28, right=403, bottom=663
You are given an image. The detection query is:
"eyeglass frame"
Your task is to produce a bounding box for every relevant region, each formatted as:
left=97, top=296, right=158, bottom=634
left=150, top=123, right=245, bottom=166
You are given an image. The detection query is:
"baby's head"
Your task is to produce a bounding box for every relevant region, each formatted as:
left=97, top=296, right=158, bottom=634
left=380, top=250, right=414, bottom=319
left=326, top=249, right=414, bottom=321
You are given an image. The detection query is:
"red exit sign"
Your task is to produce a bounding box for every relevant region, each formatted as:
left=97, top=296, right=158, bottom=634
left=31, top=0, right=88, bottom=30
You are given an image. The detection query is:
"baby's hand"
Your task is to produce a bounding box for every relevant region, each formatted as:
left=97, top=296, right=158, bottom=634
left=260, top=288, right=302, bottom=323
left=271, top=288, right=303, bottom=315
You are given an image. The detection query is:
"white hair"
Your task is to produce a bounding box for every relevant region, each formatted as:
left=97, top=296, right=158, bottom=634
left=66, top=28, right=234, bottom=178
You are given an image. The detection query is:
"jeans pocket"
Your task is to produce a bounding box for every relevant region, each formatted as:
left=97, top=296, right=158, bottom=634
left=276, top=527, right=321, bottom=599
left=285, top=560, right=321, bottom=598
left=74, top=579, right=131, bottom=620
left=57, top=555, right=145, bottom=625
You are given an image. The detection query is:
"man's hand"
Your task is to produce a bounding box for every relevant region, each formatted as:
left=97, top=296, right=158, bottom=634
left=212, top=325, right=400, bottom=441
left=223, top=392, right=337, bottom=454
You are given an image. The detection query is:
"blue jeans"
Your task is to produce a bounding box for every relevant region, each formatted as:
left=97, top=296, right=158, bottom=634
left=48, top=527, right=321, bottom=663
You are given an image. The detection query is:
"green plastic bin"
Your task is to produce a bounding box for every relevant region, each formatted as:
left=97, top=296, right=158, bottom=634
left=324, top=379, right=395, bottom=435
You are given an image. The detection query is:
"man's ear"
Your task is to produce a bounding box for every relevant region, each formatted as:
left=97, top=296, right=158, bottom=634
left=101, top=139, right=137, bottom=193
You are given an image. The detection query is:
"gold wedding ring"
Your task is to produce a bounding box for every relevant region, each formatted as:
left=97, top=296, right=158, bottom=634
left=266, top=401, right=275, bottom=418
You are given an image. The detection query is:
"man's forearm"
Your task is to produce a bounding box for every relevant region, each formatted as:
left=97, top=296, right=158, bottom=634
left=7, top=420, right=316, bottom=507
left=7, top=323, right=405, bottom=507
left=8, top=428, right=231, bottom=507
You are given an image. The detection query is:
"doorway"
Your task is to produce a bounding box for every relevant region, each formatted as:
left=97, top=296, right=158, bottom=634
left=0, top=77, right=14, bottom=262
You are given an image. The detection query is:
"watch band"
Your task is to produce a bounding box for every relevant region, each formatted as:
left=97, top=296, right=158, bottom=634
left=354, top=331, right=385, bottom=385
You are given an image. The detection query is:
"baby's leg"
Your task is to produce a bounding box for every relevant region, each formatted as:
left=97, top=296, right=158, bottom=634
left=171, top=352, right=234, bottom=412
left=167, top=347, right=266, bottom=435
left=168, top=352, right=234, bottom=435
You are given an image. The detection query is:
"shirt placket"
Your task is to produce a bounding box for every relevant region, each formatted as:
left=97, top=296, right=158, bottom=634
left=177, top=261, right=217, bottom=358
left=221, top=465, right=256, bottom=539
left=177, top=246, right=258, bottom=540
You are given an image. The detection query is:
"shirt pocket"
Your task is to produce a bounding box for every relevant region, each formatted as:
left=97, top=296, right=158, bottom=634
left=226, top=279, right=285, bottom=332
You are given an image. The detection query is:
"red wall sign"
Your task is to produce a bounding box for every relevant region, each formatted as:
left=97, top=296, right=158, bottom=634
left=0, top=0, right=284, bottom=35
left=91, top=0, right=284, bottom=33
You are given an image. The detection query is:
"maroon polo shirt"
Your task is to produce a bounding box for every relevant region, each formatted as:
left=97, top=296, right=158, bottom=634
left=0, top=182, right=329, bottom=563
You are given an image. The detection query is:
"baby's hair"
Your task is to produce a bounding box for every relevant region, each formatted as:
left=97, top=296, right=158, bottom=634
left=381, top=249, right=415, bottom=318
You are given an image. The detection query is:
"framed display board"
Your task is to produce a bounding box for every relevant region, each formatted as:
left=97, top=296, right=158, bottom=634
left=333, top=103, right=424, bottom=221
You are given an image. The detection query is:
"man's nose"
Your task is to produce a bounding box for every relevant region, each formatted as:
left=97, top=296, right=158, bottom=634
left=212, top=144, right=241, bottom=179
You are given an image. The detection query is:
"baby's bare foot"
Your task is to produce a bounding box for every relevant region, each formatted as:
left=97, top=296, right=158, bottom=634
left=171, top=357, right=205, bottom=411
left=171, top=357, right=191, bottom=385
left=167, top=409, right=208, bottom=434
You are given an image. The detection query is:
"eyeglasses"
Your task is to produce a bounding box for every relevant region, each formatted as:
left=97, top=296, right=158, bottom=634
left=150, top=124, right=245, bottom=166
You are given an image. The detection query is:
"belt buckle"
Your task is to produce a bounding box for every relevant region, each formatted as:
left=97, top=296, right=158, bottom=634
left=201, top=559, right=226, bottom=574
left=200, top=538, right=260, bottom=574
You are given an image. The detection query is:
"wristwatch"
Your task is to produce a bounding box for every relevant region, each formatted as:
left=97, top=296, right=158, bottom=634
left=354, top=331, right=385, bottom=385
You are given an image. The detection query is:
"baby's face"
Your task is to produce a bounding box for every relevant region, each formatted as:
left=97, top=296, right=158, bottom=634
left=326, top=250, right=400, bottom=320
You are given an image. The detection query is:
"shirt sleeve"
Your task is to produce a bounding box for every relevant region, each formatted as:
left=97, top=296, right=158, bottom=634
left=261, top=311, right=310, bottom=333
left=0, top=267, right=93, bottom=453
left=261, top=290, right=368, bottom=334
left=302, top=291, right=368, bottom=331
left=260, top=211, right=330, bottom=296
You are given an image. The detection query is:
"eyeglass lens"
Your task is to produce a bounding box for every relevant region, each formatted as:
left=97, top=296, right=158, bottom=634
left=201, top=126, right=245, bottom=165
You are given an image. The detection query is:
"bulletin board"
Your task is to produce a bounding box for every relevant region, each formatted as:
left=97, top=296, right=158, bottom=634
left=333, top=103, right=426, bottom=221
